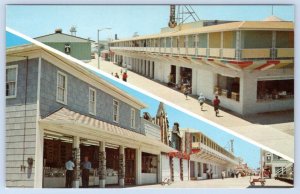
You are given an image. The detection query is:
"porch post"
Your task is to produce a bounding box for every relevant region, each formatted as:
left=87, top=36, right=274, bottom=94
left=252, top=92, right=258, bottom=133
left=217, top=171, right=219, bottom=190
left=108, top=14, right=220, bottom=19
left=135, top=148, right=142, bottom=185
left=99, top=141, right=106, bottom=188
left=72, top=136, right=80, bottom=188
left=119, top=146, right=125, bottom=187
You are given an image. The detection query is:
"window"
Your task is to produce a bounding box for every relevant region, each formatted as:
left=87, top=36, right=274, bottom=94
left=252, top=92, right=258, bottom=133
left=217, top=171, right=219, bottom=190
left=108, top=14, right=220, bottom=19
left=6, top=65, right=18, bottom=98
left=130, top=108, right=136, bottom=129
left=89, top=88, right=96, bottom=115
left=113, top=100, right=119, bottom=123
left=56, top=71, right=67, bottom=104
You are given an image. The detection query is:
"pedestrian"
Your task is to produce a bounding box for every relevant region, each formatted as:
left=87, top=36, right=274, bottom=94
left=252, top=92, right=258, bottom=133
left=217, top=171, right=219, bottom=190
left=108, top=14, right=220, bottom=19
left=184, top=87, right=189, bottom=99
left=221, top=171, right=226, bottom=180
left=115, top=73, right=119, bottom=78
left=235, top=171, right=239, bottom=178
left=65, top=157, right=75, bottom=188
left=81, top=156, right=92, bottom=188
left=213, top=96, right=220, bottom=117
left=206, top=169, right=210, bottom=179
left=210, top=169, right=213, bottom=179
left=198, top=93, right=205, bottom=111
left=122, top=72, right=128, bottom=82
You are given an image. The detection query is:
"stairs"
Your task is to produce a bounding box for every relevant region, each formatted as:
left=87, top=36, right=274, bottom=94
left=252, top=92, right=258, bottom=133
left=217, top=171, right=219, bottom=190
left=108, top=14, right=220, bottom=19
left=274, top=163, right=293, bottom=184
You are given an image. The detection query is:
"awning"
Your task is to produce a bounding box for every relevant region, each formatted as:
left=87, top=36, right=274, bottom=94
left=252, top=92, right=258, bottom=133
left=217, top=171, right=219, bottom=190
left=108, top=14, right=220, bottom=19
left=168, top=151, right=190, bottom=160
left=39, top=108, right=175, bottom=153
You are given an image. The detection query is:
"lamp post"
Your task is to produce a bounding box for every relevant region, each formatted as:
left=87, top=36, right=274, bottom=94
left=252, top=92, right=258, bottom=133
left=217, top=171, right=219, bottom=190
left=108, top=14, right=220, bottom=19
left=97, top=28, right=111, bottom=69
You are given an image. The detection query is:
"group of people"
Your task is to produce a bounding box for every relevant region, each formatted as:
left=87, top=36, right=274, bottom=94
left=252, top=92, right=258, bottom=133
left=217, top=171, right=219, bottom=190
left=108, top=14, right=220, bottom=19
left=112, top=68, right=128, bottom=82
left=197, top=93, right=221, bottom=117
left=65, top=156, right=92, bottom=188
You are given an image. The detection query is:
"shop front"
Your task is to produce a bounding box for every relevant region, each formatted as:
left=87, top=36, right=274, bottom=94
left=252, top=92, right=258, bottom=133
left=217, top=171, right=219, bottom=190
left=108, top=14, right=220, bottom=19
left=257, top=79, right=294, bottom=101
left=215, top=74, right=240, bottom=101
left=179, top=67, right=192, bottom=94
left=141, top=152, right=158, bottom=185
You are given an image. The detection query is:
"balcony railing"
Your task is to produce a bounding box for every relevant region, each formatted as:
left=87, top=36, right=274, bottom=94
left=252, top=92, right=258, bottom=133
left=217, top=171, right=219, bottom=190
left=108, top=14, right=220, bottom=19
left=110, top=46, right=294, bottom=60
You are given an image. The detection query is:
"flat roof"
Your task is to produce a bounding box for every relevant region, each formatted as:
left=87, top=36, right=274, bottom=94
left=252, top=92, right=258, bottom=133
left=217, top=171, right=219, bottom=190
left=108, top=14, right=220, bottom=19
left=112, top=21, right=294, bottom=43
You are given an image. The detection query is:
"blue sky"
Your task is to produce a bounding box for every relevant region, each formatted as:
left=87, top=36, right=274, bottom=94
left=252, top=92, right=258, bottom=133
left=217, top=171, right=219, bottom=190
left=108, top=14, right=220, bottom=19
left=6, top=5, right=294, bottom=41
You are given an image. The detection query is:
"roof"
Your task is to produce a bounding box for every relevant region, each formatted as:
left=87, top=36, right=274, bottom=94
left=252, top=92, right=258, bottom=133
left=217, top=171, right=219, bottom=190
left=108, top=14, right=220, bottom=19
left=263, top=15, right=285, bottom=22
left=6, top=44, right=147, bottom=110
left=35, top=32, right=94, bottom=43
left=112, top=21, right=294, bottom=43
left=40, top=108, right=174, bottom=152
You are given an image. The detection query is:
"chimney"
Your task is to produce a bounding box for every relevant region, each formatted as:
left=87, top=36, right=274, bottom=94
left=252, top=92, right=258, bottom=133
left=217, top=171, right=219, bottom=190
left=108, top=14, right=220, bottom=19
left=115, top=34, right=118, bottom=40
left=55, top=28, right=62, bottom=33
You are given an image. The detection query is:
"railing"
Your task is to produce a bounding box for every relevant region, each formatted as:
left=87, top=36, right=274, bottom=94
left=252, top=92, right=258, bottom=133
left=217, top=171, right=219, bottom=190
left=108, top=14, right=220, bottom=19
left=275, top=163, right=293, bottom=176
left=110, top=47, right=294, bottom=59
left=199, top=143, right=237, bottom=164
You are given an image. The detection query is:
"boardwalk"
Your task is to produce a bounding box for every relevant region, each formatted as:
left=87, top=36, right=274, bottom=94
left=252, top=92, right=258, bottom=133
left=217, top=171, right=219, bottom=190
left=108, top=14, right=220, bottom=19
left=88, top=57, right=294, bottom=161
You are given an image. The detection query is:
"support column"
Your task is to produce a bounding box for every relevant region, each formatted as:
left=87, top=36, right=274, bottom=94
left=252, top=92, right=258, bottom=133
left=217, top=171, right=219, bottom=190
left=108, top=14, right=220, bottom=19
left=72, top=136, right=80, bottom=188
left=135, top=148, right=142, bottom=185
left=157, top=154, right=161, bottom=183
left=99, top=141, right=106, bottom=188
left=119, top=146, right=125, bottom=187
left=176, top=66, right=180, bottom=85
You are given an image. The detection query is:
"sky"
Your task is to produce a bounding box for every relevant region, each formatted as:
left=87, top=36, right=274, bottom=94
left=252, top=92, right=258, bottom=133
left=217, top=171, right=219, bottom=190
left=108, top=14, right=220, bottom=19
left=6, top=5, right=294, bottom=41
left=6, top=29, right=261, bottom=169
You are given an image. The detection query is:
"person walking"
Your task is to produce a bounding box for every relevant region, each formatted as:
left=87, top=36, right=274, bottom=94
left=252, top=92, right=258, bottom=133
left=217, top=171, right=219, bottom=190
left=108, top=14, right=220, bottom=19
left=221, top=171, right=226, bottom=180
left=213, top=96, right=220, bottom=117
left=122, top=72, right=128, bottom=82
left=198, top=93, right=206, bottom=111
left=235, top=170, right=239, bottom=178
left=115, top=73, right=119, bottom=78
left=184, top=87, right=189, bottom=99
left=81, top=156, right=92, bottom=188
left=65, top=157, right=75, bottom=188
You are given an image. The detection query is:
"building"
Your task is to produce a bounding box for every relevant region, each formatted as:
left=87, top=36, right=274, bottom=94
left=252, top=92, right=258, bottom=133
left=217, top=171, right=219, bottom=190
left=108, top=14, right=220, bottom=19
left=35, top=29, right=92, bottom=62
left=264, top=151, right=293, bottom=179
left=182, top=128, right=239, bottom=180
left=109, top=18, right=294, bottom=115
left=6, top=43, right=175, bottom=188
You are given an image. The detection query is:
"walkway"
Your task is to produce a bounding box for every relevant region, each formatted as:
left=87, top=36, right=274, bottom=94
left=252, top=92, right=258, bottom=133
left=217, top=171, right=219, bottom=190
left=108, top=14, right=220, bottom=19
left=88, top=57, right=294, bottom=161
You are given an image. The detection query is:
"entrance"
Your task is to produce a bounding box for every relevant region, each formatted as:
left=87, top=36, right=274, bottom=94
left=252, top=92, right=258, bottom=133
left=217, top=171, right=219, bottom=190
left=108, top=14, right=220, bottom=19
left=43, top=132, right=73, bottom=188
left=125, top=148, right=136, bottom=185
left=106, top=146, right=119, bottom=185
left=169, top=65, right=176, bottom=85
left=179, top=67, right=192, bottom=93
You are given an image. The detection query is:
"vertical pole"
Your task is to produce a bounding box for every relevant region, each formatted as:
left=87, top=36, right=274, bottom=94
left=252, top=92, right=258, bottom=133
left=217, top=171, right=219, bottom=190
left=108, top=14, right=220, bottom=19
left=72, top=136, right=80, bottom=188
left=260, top=149, right=265, bottom=181
left=119, top=146, right=125, bottom=187
left=97, top=30, right=100, bottom=69
left=99, top=141, right=106, bottom=188
left=135, top=148, right=141, bottom=185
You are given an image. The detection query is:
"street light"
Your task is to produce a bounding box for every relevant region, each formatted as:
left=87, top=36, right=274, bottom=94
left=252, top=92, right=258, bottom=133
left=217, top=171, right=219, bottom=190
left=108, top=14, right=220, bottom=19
left=97, top=28, right=111, bottom=69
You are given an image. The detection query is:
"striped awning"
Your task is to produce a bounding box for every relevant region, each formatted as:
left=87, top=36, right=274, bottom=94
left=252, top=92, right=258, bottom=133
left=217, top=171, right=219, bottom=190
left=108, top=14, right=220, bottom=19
left=40, top=108, right=175, bottom=152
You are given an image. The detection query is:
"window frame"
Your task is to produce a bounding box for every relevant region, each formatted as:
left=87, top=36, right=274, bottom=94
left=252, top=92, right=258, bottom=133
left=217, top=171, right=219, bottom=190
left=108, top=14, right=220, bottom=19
left=56, top=71, right=68, bottom=105
left=130, top=108, right=136, bottom=129
left=89, top=87, right=97, bottom=115
left=6, top=65, right=18, bottom=99
left=113, top=99, right=119, bottom=123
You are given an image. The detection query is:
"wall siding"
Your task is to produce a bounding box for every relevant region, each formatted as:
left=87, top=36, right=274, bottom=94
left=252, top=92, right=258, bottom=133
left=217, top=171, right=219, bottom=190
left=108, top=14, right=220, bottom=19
left=40, top=59, right=142, bottom=133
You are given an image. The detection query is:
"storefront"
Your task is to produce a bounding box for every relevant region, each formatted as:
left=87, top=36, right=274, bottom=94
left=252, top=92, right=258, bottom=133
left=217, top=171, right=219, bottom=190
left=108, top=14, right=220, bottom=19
left=141, top=152, right=158, bottom=184
left=215, top=74, right=240, bottom=101
left=125, top=148, right=136, bottom=185
left=257, top=79, right=294, bottom=101
left=179, top=67, right=192, bottom=93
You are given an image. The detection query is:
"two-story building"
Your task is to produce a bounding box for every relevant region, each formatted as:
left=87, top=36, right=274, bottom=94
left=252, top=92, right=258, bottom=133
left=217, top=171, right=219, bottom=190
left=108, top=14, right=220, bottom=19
left=6, top=42, right=174, bottom=188
left=264, top=151, right=293, bottom=179
left=109, top=18, right=294, bottom=115
left=182, top=128, right=239, bottom=180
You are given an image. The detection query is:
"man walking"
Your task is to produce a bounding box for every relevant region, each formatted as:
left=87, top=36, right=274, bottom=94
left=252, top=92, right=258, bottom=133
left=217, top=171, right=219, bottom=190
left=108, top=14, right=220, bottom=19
left=81, top=156, right=92, bottom=188
left=221, top=171, right=226, bottom=180
left=213, top=96, right=220, bottom=117
left=198, top=93, right=205, bottom=111
left=65, top=157, right=75, bottom=188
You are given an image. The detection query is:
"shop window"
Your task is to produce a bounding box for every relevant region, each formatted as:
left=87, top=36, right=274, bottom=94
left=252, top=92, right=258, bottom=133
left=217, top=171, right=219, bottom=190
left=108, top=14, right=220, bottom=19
left=89, top=87, right=96, bottom=115
left=215, top=74, right=240, bottom=101
left=113, top=99, right=119, bottom=123
left=142, top=152, right=158, bottom=173
left=130, top=108, right=136, bottom=129
left=56, top=71, right=67, bottom=104
left=257, top=79, right=294, bottom=101
left=6, top=65, right=18, bottom=98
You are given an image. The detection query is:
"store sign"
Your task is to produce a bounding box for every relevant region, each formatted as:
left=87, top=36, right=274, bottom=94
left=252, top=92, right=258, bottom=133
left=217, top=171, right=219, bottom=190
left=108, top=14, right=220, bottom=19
left=65, top=43, right=71, bottom=53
